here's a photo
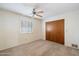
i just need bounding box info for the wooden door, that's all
[46,19,64,44]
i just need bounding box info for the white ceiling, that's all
[23,3,38,7]
[22,3,79,19]
[38,3,79,19]
[0,3,79,19]
[0,3,35,17]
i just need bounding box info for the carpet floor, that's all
[0,40,79,56]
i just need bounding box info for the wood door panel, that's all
[46,19,64,44]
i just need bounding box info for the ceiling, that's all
[38,3,79,19]
[23,3,38,7]
[23,3,79,19]
[0,3,79,19]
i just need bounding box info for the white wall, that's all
[0,10,42,50]
[43,11,79,49]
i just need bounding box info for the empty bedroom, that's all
[0,3,79,56]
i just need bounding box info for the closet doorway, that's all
[46,19,64,44]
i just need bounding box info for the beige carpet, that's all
[0,40,79,56]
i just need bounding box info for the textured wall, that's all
[0,10,42,50]
[43,11,79,49]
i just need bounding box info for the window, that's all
[20,19,32,33]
